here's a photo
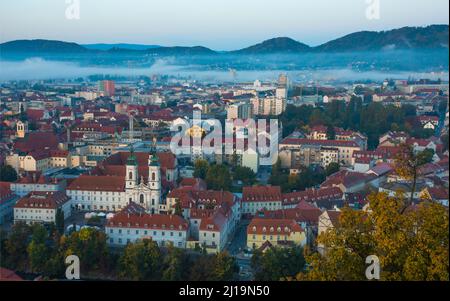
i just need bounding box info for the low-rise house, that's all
[318,210,341,254]
[247,218,306,250]
[257,201,322,245]
[420,186,449,206]
[242,186,283,215]
[282,187,344,209]
[14,191,71,224]
[10,172,66,197]
[321,170,378,193]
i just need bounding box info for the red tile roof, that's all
[14,191,69,209]
[0,268,23,281]
[67,175,125,192]
[326,210,341,227]
[107,203,188,231]
[247,218,303,235]
[258,206,322,225]
[282,187,343,205]
[242,186,282,203]
[13,132,60,153]
[425,186,449,200]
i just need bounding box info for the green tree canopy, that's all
[0,165,18,182]
[193,159,209,180]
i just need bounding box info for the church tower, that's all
[16,121,28,138]
[125,146,139,190]
[148,138,161,212]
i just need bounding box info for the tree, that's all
[193,159,209,180]
[298,192,449,281]
[251,246,306,281]
[2,222,32,271]
[438,99,448,115]
[233,166,256,186]
[61,228,110,274]
[205,164,231,191]
[189,255,215,281]
[118,239,163,280]
[162,244,189,281]
[325,162,340,176]
[188,252,238,281]
[395,144,434,208]
[27,224,51,273]
[55,208,65,235]
[174,199,183,217]
[213,252,239,281]
[326,125,336,140]
[0,165,18,182]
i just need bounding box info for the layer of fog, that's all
[0,58,448,84]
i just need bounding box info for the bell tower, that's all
[16,121,28,138]
[148,138,161,212]
[125,146,138,190]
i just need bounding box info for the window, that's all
[152,172,156,181]
[140,194,144,204]
[129,172,133,180]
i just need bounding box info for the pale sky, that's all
[0,0,448,50]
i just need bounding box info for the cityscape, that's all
[0,0,449,286]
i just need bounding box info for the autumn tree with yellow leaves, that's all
[293,192,449,281]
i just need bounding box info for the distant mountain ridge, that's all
[1,25,448,56]
[316,25,449,52]
[232,37,311,54]
[83,43,161,51]
[0,39,88,53]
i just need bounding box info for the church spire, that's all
[127,145,138,166]
[149,137,159,166]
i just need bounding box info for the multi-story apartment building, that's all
[279,138,362,167]
[105,202,188,248]
[226,102,254,120]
